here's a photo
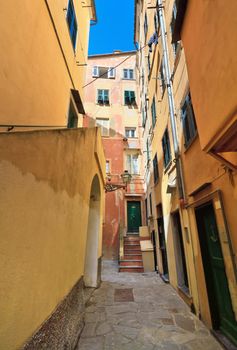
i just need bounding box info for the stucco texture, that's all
[0,127,105,349]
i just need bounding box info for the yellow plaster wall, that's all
[0,128,105,349]
[181,0,237,150]
[0,1,91,127]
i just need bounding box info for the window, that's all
[125,128,136,138]
[92,66,115,79]
[162,129,172,167]
[106,160,110,173]
[124,91,136,105]
[149,193,153,216]
[123,69,134,79]
[153,154,159,184]
[144,12,148,37]
[126,154,139,174]
[170,3,179,55]
[67,101,78,128]
[151,96,156,128]
[159,59,166,96]
[66,0,78,49]
[96,118,110,136]
[97,89,109,104]
[181,93,197,147]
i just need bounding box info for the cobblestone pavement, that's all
[77,260,222,350]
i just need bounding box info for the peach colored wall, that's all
[181,0,237,150]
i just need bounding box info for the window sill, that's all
[183,132,198,153]
[122,78,136,81]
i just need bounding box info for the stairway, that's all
[119,235,144,273]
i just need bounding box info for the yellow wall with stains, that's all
[0,127,105,349]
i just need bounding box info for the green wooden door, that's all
[127,201,141,233]
[195,203,237,345]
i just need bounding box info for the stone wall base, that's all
[22,257,102,350]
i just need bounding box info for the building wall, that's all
[84,52,145,258]
[181,0,237,152]
[0,0,94,129]
[0,127,105,349]
[135,0,237,341]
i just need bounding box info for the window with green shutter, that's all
[151,97,156,128]
[97,89,109,105]
[162,129,171,168]
[124,91,136,105]
[153,154,159,184]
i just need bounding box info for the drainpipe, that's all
[157,0,185,200]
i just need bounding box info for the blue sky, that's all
[89,0,135,55]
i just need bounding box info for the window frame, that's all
[96,118,110,137]
[125,127,136,138]
[126,153,140,175]
[123,69,134,80]
[97,89,110,105]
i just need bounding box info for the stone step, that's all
[123,254,142,260]
[119,260,143,267]
[124,241,140,245]
[124,244,141,250]
[124,237,140,242]
[119,266,144,273]
[124,250,142,255]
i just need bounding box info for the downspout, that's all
[157,0,185,200]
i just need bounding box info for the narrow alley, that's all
[77,260,222,350]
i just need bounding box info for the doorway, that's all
[172,211,189,292]
[195,202,237,345]
[127,201,141,233]
[157,204,169,280]
[84,175,101,288]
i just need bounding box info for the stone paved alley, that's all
[77,261,223,350]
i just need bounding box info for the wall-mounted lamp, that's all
[104,170,132,192]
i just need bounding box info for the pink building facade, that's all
[84,51,145,259]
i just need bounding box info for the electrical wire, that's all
[82,44,148,89]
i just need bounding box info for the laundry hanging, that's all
[148,32,159,52]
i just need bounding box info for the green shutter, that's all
[130,91,135,103]
[124,91,130,104]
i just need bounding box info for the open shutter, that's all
[130,91,136,104]
[124,91,130,105]
[108,67,115,78]
[97,89,103,103]
[104,90,109,104]
[92,66,99,77]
